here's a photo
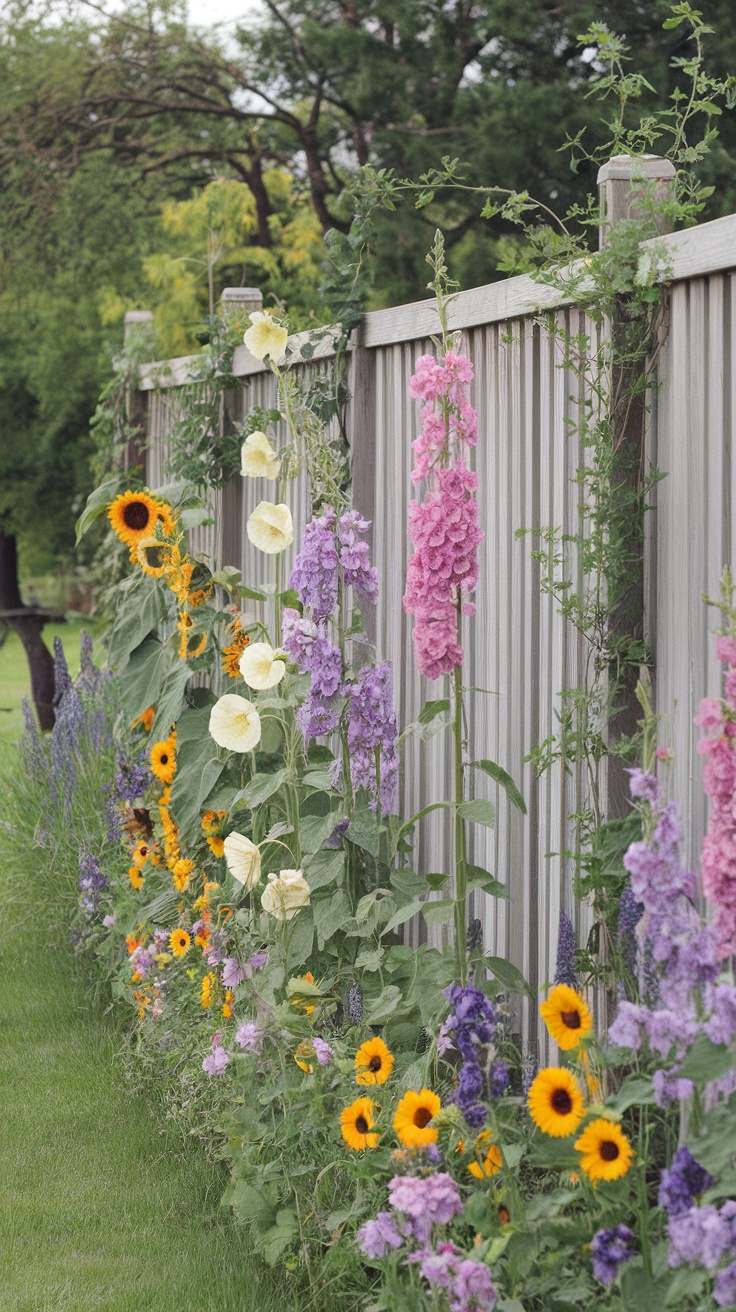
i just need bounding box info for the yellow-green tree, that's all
[137,175,326,357]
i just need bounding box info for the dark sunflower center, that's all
[551,1088,573,1115]
[413,1107,433,1129]
[561,1009,581,1029]
[355,1116,369,1135]
[369,1055,382,1072]
[160,753,169,765]
[123,501,151,530]
[600,1140,619,1162]
[144,545,166,567]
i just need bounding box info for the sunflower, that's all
[223,989,235,1019]
[575,1119,634,1183]
[222,621,251,679]
[468,1131,503,1180]
[393,1088,441,1148]
[527,1067,585,1138]
[201,972,216,1009]
[181,630,208,661]
[172,857,194,892]
[355,1037,394,1086]
[132,838,153,868]
[169,929,191,957]
[128,865,145,891]
[207,835,225,858]
[340,1097,379,1151]
[540,984,593,1051]
[108,491,170,548]
[136,536,170,578]
[294,1040,315,1074]
[150,735,176,785]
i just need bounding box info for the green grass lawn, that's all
[0,623,289,1312]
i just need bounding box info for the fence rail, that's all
[140,193,736,1059]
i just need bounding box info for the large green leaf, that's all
[380,900,424,937]
[170,710,225,840]
[119,637,172,723]
[300,809,344,854]
[365,985,402,1023]
[398,800,452,838]
[620,1263,670,1311]
[421,898,455,926]
[285,908,314,967]
[458,797,496,828]
[304,848,345,891]
[235,768,290,810]
[313,889,352,949]
[466,864,508,898]
[605,1074,655,1115]
[346,803,385,856]
[75,475,122,544]
[484,955,534,998]
[109,577,165,672]
[151,660,191,739]
[678,1033,734,1083]
[468,760,527,814]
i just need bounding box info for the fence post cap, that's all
[123,309,154,341]
[597,154,677,184]
[220,287,263,305]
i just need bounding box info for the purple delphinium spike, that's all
[554,911,577,988]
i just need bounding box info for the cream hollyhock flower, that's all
[244,311,289,364]
[261,869,311,921]
[239,641,286,690]
[240,430,281,480]
[209,694,262,752]
[247,501,293,555]
[223,832,261,890]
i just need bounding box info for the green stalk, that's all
[453,639,468,987]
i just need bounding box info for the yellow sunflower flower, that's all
[172,858,194,892]
[222,619,251,679]
[132,705,155,733]
[393,1088,441,1148]
[169,929,191,957]
[108,490,169,548]
[355,1037,394,1086]
[128,865,145,891]
[181,630,207,661]
[340,1097,379,1151]
[468,1130,503,1180]
[136,537,170,578]
[540,984,593,1051]
[132,838,153,868]
[574,1119,634,1183]
[223,989,235,1019]
[150,735,176,785]
[527,1067,585,1138]
[201,972,216,1009]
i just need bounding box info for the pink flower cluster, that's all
[696,635,736,957]
[403,345,483,681]
[409,350,478,484]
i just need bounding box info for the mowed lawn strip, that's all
[0,902,277,1312]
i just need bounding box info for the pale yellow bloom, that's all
[240,430,282,480]
[247,501,293,555]
[239,641,286,690]
[223,832,261,890]
[244,311,289,364]
[261,868,310,921]
[209,694,262,753]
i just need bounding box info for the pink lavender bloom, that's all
[667,1202,736,1270]
[659,1148,714,1217]
[388,1174,463,1244]
[608,1001,649,1051]
[245,949,267,975]
[290,506,339,620]
[221,957,245,990]
[312,1037,334,1066]
[717,636,736,666]
[235,1022,263,1053]
[356,1212,404,1259]
[653,1068,695,1107]
[626,767,663,804]
[102,913,116,928]
[202,1044,230,1075]
[704,984,736,1046]
[450,1258,498,1312]
[346,663,399,814]
[338,510,379,603]
[413,1242,461,1288]
[591,1226,636,1286]
[714,1261,736,1307]
[282,607,318,667]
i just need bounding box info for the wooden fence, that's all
[137,165,736,1059]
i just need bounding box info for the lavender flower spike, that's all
[554,911,577,988]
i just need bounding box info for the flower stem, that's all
[453,645,468,986]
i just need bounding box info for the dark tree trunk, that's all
[0,531,56,731]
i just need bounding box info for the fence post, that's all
[123,310,154,476]
[596,155,675,818]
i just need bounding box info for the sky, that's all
[186,0,255,24]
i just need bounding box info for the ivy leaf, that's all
[458,798,496,828]
[468,760,526,814]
